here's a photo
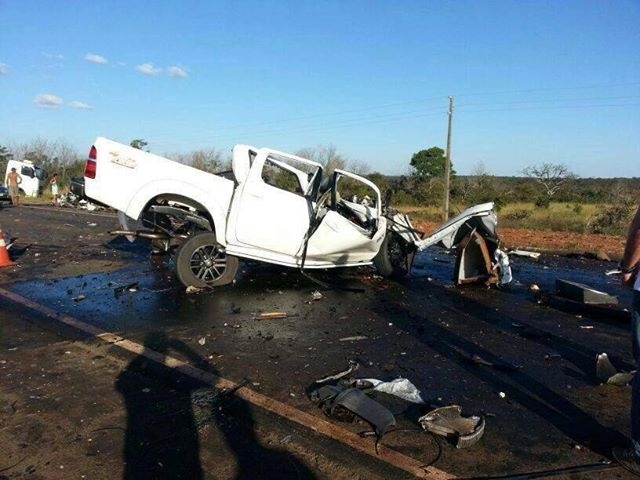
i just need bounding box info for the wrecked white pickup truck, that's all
[83,137,511,288]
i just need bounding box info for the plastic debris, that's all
[361,378,426,404]
[419,405,485,448]
[596,352,635,386]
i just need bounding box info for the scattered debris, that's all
[596,353,635,386]
[468,353,521,371]
[253,312,298,320]
[556,279,618,305]
[311,384,396,438]
[315,360,360,384]
[529,283,540,292]
[508,249,541,259]
[72,294,86,302]
[338,335,368,342]
[419,405,485,448]
[198,337,206,346]
[361,378,425,404]
[311,290,323,301]
[113,282,139,297]
[185,285,202,294]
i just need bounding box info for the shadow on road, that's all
[116,330,317,480]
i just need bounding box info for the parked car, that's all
[0,185,12,205]
[69,176,86,199]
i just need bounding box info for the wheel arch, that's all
[125,182,230,244]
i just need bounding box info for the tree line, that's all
[1,138,637,210]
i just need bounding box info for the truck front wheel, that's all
[175,232,239,288]
[373,233,415,279]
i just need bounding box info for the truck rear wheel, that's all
[373,233,414,279]
[175,232,239,287]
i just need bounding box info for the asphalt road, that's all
[0,204,636,479]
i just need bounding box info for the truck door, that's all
[304,170,387,265]
[227,150,320,258]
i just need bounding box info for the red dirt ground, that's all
[415,221,626,259]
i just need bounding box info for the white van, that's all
[4,159,46,197]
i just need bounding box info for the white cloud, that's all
[167,65,188,78]
[34,93,63,108]
[135,63,162,76]
[70,100,93,110]
[85,53,108,64]
[43,52,64,60]
[0,63,7,75]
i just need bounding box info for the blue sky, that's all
[0,0,638,178]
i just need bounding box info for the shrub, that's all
[587,199,635,235]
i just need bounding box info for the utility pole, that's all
[443,96,453,221]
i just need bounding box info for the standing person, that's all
[614,205,640,475]
[5,167,22,206]
[50,173,59,205]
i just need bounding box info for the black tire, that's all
[373,232,415,279]
[175,232,239,287]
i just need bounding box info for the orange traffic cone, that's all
[0,228,16,267]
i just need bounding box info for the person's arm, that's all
[621,206,640,287]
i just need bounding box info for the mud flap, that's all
[453,229,498,285]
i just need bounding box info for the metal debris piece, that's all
[556,279,618,305]
[254,312,297,320]
[419,405,485,448]
[508,249,541,259]
[315,360,360,384]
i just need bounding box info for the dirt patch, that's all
[415,220,626,259]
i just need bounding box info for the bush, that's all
[587,200,635,235]
[534,196,550,208]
